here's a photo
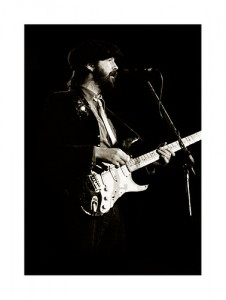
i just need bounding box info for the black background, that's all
[25,24,201,275]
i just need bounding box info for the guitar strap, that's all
[105,105,143,142]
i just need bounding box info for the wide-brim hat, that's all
[68,39,123,70]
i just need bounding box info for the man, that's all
[39,39,174,274]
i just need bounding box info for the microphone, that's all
[121,67,154,74]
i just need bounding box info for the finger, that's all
[165,148,175,156]
[118,157,129,165]
[171,151,175,156]
[162,154,170,164]
[118,151,130,163]
[157,142,175,156]
[157,148,175,157]
[114,158,125,167]
[157,142,167,149]
[156,151,171,165]
[156,148,169,157]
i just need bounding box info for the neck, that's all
[81,78,101,95]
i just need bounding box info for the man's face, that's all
[93,57,118,90]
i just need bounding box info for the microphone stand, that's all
[146,80,195,216]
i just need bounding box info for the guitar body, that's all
[81,164,149,216]
[80,131,201,216]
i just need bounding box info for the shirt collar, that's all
[80,85,101,103]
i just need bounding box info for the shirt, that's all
[81,86,117,148]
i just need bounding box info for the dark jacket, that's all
[38,88,138,273]
[39,88,136,196]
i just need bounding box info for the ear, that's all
[85,63,95,72]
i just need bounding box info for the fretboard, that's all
[126,131,201,173]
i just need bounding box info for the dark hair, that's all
[67,39,123,70]
[67,67,90,90]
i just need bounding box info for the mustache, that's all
[109,70,118,78]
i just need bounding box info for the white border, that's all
[1,1,226,300]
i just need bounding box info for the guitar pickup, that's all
[109,167,118,182]
[121,164,131,177]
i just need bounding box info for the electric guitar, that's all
[80,131,201,216]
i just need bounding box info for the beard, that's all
[93,66,118,92]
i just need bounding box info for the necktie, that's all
[94,95,117,146]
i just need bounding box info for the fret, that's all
[126,131,201,173]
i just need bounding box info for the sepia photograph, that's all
[25,24,201,275]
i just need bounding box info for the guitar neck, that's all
[126,131,201,173]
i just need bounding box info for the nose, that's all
[111,59,118,71]
[112,64,118,71]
